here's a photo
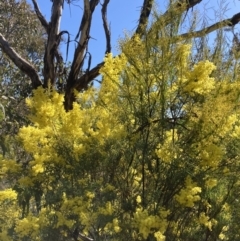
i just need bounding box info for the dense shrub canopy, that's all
[2,32,240,240]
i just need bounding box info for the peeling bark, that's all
[43,0,64,87]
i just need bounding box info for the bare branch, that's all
[0,33,42,89]
[228,12,240,26]
[75,61,104,91]
[58,30,70,61]
[64,61,104,111]
[179,12,240,39]
[64,0,100,111]
[68,0,99,79]
[135,0,153,36]
[67,0,91,86]
[31,0,49,33]
[43,0,64,87]
[72,0,99,73]
[101,0,111,54]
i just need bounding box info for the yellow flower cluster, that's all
[205,178,218,189]
[218,226,229,240]
[0,189,19,241]
[104,218,121,234]
[154,231,166,241]
[0,159,21,175]
[198,212,213,230]
[98,201,114,216]
[175,176,201,207]
[15,215,40,240]
[183,61,216,95]
[133,208,168,239]
[155,130,179,163]
[99,52,127,105]
[175,43,192,69]
[0,189,17,201]
[199,143,224,168]
[18,84,127,179]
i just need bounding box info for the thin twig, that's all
[31,0,49,33]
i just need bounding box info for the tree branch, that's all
[31,0,49,33]
[75,61,104,91]
[0,33,42,89]
[135,0,153,36]
[101,0,111,54]
[43,0,64,87]
[71,0,99,79]
[64,0,100,111]
[228,12,240,26]
[177,0,202,8]
[178,12,240,39]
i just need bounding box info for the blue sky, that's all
[27,0,240,67]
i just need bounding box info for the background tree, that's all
[0,0,45,159]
